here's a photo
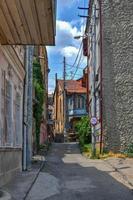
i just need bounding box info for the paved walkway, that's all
[2,156,44,200]
[26,143,133,200]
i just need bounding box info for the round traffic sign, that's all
[91,117,97,126]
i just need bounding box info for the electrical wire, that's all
[69,41,83,70]
[71,48,83,80]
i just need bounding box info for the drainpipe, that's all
[26,46,34,168]
[22,46,34,170]
[91,4,97,157]
[99,0,103,154]
[22,46,28,171]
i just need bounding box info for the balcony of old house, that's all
[67,94,87,119]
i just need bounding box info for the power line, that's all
[71,47,83,80]
[66,63,85,70]
[68,41,83,70]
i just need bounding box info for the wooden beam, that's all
[30,0,42,44]
[35,0,49,44]
[15,0,32,43]
[5,0,27,44]
[20,0,39,44]
[1,0,20,43]
[0,4,14,43]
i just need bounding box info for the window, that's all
[69,97,73,109]
[77,96,85,109]
[78,97,81,109]
[60,99,62,113]
[0,70,5,146]
[5,80,13,146]
[15,93,21,146]
[82,97,85,109]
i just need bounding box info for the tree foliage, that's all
[75,116,91,147]
[33,58,44,150]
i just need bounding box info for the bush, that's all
[75,116,91,147]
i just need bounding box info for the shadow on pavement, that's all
[36,143,133,200]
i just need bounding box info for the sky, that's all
[47,0,89,93]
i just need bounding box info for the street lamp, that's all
[74,34,88,40]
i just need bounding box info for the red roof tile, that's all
[58,80,86,94]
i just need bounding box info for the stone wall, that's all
[0,149,22,187]
[102,0,133,151]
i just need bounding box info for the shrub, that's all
[75,116,91,147]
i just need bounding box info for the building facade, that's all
[48,94,54,141]
[86,0,133,152]
[54,79,87,140]
[34,46,49,145]
[0,0,57,186]
[0,46,25,186]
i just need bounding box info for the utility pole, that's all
[55,73,57,121]
[63,57,67,141]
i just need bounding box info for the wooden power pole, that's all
[63,57,67,140]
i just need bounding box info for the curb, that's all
[23,160,45,200]
[104,160,133,188]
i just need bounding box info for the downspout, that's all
[22,46,28,171]
[99,0,103,154]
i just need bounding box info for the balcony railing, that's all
[68,109,87,116]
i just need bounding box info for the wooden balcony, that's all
[0,0,56,45]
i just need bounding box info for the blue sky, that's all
[47,0,89,93]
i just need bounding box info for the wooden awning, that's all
[0,0,56,45]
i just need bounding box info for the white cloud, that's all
[56,20,82,47]
[60,46,79,58]
[47,19,87,93]
[47,20,82,54]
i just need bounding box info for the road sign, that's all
[91,117,97,126]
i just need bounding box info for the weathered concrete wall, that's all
[102,0,133,151]
[0,149,22,187]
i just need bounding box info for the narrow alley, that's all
[25,143,133,200]
[0,0,133,199]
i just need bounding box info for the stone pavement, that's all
[1,144,133,200]
[104,157,133,188]
[1,156,45,200]
[26,143,133,200]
